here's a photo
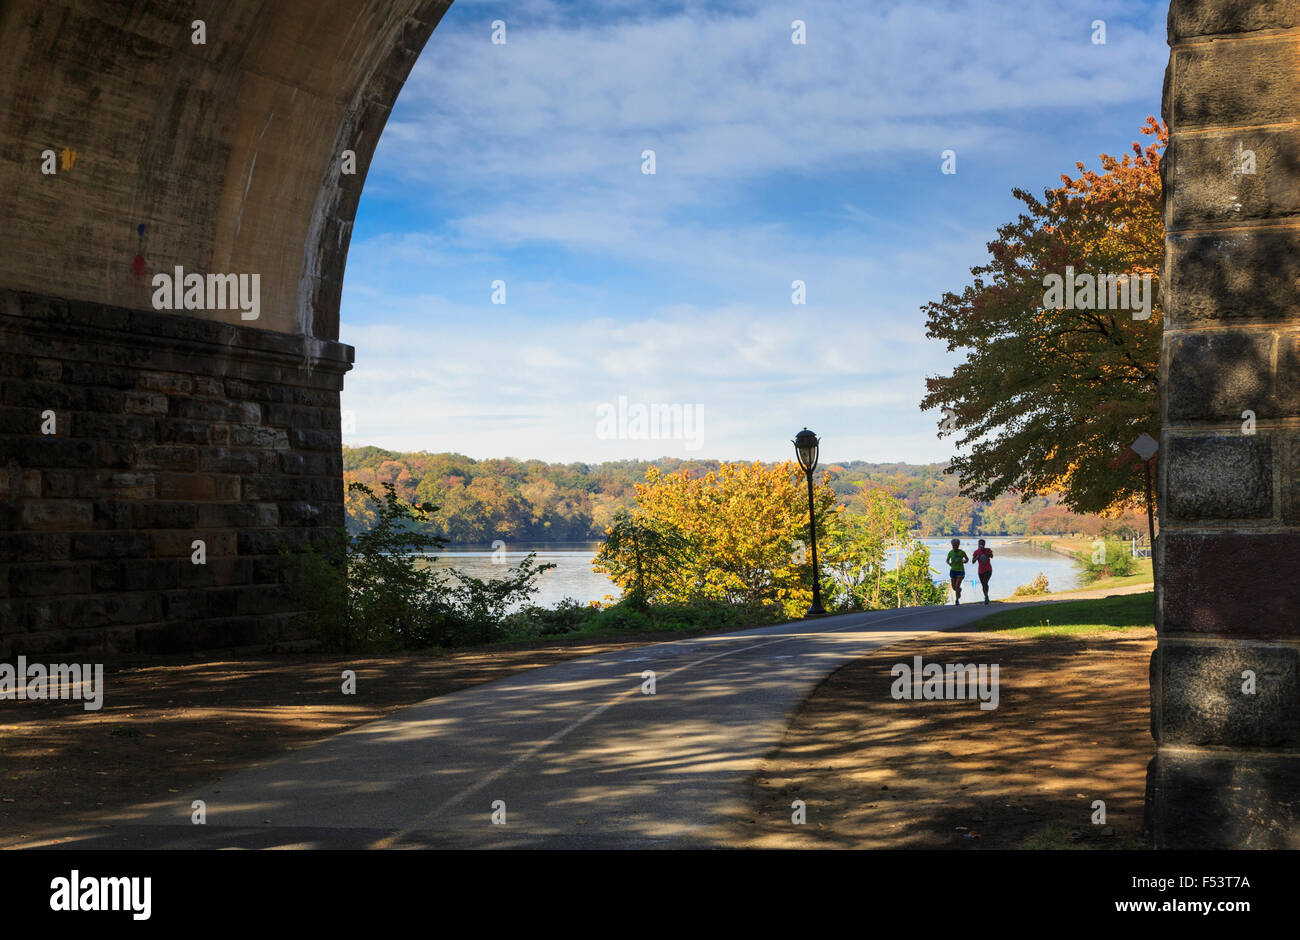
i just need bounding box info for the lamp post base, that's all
[804,605,827,619]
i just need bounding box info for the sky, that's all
[338,0,1168,466]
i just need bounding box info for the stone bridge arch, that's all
[0,0,448,651]
[0,0,1296,848]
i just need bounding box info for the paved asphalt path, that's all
[27,598,1115,849]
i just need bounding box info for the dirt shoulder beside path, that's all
[0,631,717,847]
[730,626,1156,849]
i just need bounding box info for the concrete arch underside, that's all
[0,0,1298,848]
[0,0,448,652]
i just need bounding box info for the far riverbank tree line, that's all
[342,448,1149,545]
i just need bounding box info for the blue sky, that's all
[339,0,1168,465]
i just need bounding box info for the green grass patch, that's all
[971,592,1154,637]
[1079,570,1152,592]
[1056,559,1153,594]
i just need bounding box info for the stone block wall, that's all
[1147,0,1300,847]
[0,290,351,656]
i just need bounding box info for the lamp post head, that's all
[793,428,820,473]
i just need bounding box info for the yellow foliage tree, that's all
[613,461,842,620]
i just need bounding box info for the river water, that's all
[421,537,1081,609]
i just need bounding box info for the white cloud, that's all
[340,287,955,461]
[382,0,1164,195]
[340,0,1168,463]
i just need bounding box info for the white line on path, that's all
[369,607,937,848]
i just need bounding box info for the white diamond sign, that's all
[1131,433,1159,461]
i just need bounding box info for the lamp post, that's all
[793,428,826,618]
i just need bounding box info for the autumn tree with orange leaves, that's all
[921,117,1165,518]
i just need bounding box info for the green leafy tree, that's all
[885,541,948,607]
[285,481,446,652]
[443,552,557,644]
[592,510,693,609]
[823,485,906,610]
[285,482,553,651]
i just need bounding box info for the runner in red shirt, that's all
[971,539,994,605]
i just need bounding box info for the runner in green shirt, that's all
[946,538,969,605]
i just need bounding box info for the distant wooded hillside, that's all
[343,447,1148,544]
